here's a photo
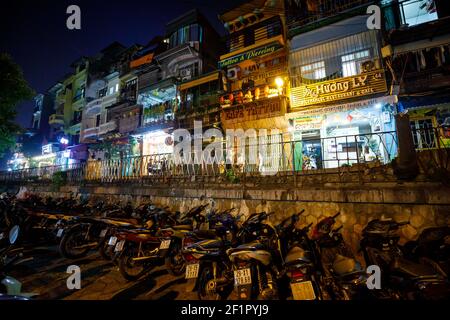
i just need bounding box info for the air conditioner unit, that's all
[227,66,240,80]
[180,69,192,81]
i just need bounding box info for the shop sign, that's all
[221,98,284,124]
[294,115,323,130]
[218,42,283,69]
[291,70,387,108]
[287,95,397,118]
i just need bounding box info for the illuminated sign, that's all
[42,144,53,154]
[221,98,285,124]
[291,70,387,109]
[218,42,283,69]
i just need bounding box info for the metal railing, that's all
[1,127,449,185]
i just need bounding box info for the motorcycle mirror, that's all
[332,212,341,219]
[9,225,20,245]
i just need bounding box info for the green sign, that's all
[219,42,283,69]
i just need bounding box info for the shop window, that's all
[301,61,326,80]
[399,0,438,27]
[342,50,370,77]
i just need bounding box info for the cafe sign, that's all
[291,70,387,109]
[221,98,285,125]
[219,42,283,69]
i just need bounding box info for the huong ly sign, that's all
[291,70,387,109]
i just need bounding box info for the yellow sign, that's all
[291,70,387,108]
[221,98,285,124]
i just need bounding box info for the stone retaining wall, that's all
[13,181,450,259]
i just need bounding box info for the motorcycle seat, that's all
[392,257,439,278]
[187,239,228,252]
[172,225,193,231]
[284,246,311,266]
[102,219,137,227]
[192,229,217,239]
[228,241,265,254]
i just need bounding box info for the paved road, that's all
[8,246,199,300]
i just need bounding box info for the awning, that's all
[179,72,220,91]
[130,53,154,68]
[394,34,450,55]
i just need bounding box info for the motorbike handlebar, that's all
[332,212,341,219]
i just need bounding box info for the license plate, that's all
[108,236,117,246]
[0,232,4,240]
[234,268,252,286]
[159,239,171,250]
[99,229,108,238]
[290,280,316,300]
[56,229,64,238]
[185,263,199,279]
[114,240,125,252]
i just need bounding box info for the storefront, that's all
[287,95,398,170]
[141,130,174,156]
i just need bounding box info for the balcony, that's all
[84,98,102,116]
[119,115,140,134]
[224,15,283,54]
[82,127,99,139]
[286,0,374,38]
[98,121,117,136]
[48,114,64,126]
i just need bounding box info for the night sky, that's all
[0,0,244,128]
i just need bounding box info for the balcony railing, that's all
[98,120,117,135]
[287,0,375,36]
[82,127,99,139]
[84,98,102,115]
[48,114,64,126]
[226,16,283,53]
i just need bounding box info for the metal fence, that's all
[1,127,449,185]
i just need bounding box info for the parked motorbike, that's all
[276,210,325,300]
[311,212,368,300]
[182,208,240,300]
[360,218,450,300]
[227,211,282,300]
[0,225,35,299]
[402,226,450,277]
[115,205,198,280]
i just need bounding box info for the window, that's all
[399,0,438,27]
[96,114,101,127]
[301,61,326,80]
[342,50,370,77]
[109,87,114,95]
[115,83,119,93]
[98,87,107,98]
[169,24,203,48]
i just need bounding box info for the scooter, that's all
[0,225,36,299]
[360,218,450,300]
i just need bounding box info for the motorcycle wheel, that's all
[99,241,113,261]
[118,246,152,281]
[165,242,185,276]
[59,226,91,259]
[197,264,231,300]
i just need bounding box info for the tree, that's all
[0,53,35,157]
